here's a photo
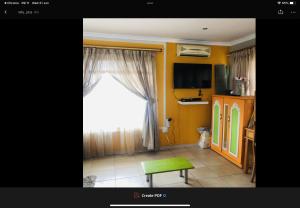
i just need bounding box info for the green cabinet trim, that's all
[212,100,220,146]
[229,103,240,157]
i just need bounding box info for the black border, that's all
[1,0,299,19]
[1,9,300,208]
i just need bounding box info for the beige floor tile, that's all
[160,177,202,188]
[158,149,174,155]
[193,148,211,155]
[83,147,255,188]
[88,165,114,175]
[83,160,93,169]
[197,177,230,187]
[190,167,219,179]
[201,156,228,167]
[114,156,137,168]
[94,179,116,188]
[149,150,174,159]
[216,156,236,165]
[170,147,191,154]
[135,154,156,162]
[83,160,94,177]
[224,163,244,173]
[192,150,215,160]
[90,157,115,170]
[84,166,102,177]
[116,176,148,187]
[83,170,94,178]
[189,159,206,168]
[114,155,137,161]
[208,150,223,157]
[137,164,146,173]
[83,157,115,178]
[153,171,186,186]
[92,157,114,164]
[115,161,138,169]
[115,166,144,179]
[173,151,196,160]
[93,169,115,181]
[207,164,243,177]
[192,154,211,162]
[189,148,208,156]
[185,146,203,152]
[221,174,255,187]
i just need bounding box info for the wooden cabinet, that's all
[211,95,254,168]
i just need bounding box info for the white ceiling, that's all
[83,18,255,45]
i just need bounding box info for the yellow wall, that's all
[161,43,228,146]
[83,39,228,147]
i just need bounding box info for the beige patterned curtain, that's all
[109,50,160,151]
[83,47,107,97]
[229,47,256,96]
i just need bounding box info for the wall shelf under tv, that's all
[177,101,209,105]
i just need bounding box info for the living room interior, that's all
[83,18,256,188]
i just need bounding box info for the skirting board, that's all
[160,143,199,151]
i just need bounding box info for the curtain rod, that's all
[83,44,163,52]
[227,45,255,56]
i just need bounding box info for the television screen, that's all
[173,63,212,89]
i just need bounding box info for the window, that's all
[83,73,147,133]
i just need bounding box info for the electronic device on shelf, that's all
[179,97,202,102]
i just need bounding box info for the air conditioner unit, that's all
[177,44,211,57]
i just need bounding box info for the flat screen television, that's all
[173,63,212,89]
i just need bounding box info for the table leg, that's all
[180,170,183,177]
[149,174,153,188]
[251,140,256,183]
[184,169,188,184]
[244,138,249,173]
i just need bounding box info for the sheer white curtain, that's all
[83,73,147,158]
[109,50,160,151]
[83,48,159,159]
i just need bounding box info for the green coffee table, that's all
[141,157,194,187]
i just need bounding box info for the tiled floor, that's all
[83,146,255,188]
